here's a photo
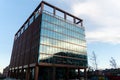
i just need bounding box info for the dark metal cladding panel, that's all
[29,15,42,64]
[10,14,42,68]
[20,32,25,66]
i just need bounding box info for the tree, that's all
[110,57,117,69]
[90,51,98,70]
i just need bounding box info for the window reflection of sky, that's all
[42,21,85,40]
[39,12,87,63]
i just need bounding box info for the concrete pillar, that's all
[20,68,24,80]
[66,68,69,80]
[35,66,39,80]
[53,8,56,15]
[8,70,11,78]
[84,68,87,80]
[64,14,67,20]
[16,69,19,79]
[26,68,30,80]
[53,67,56,80]
[12,69,14,78]
[74,18,76,23]
[10,70,13,78]
[41,2,44,13]
[78,68,80,80]
[13,69,16,78]
[81,21,83,26]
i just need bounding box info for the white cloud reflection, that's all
[39,37,87,60]
[40,37,86,54]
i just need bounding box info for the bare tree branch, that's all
[110,57,117,69]
[90,51,98,70]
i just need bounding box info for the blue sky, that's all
[0,0,120,72]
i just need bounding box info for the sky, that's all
[0,0,120,73]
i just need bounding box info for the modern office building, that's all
[9,1,88,80]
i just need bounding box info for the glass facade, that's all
[38,11,87,67]
[9,2,88,80]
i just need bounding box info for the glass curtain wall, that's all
[38,11,87,67]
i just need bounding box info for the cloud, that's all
[70,0,120,44]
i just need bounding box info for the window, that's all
[29,16,34,25]
[25,22,28,30]
[21,28,24,34]
[35,11,39,19]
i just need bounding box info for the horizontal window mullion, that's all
[41,35,86,48]
[42,19,85,36]
[40,43,87,54]
[40,52,87,61]
[41,27,85,41]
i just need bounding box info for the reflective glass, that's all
[38,12,87,66]
[42,13,85,34]
[29,16,34,25]
[24,22,28,30]
[42,20,85,40]
[35,11,39,19]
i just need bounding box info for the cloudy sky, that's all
[62,0,120,44]
[51,0,120,69]
[0,0,120,72]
